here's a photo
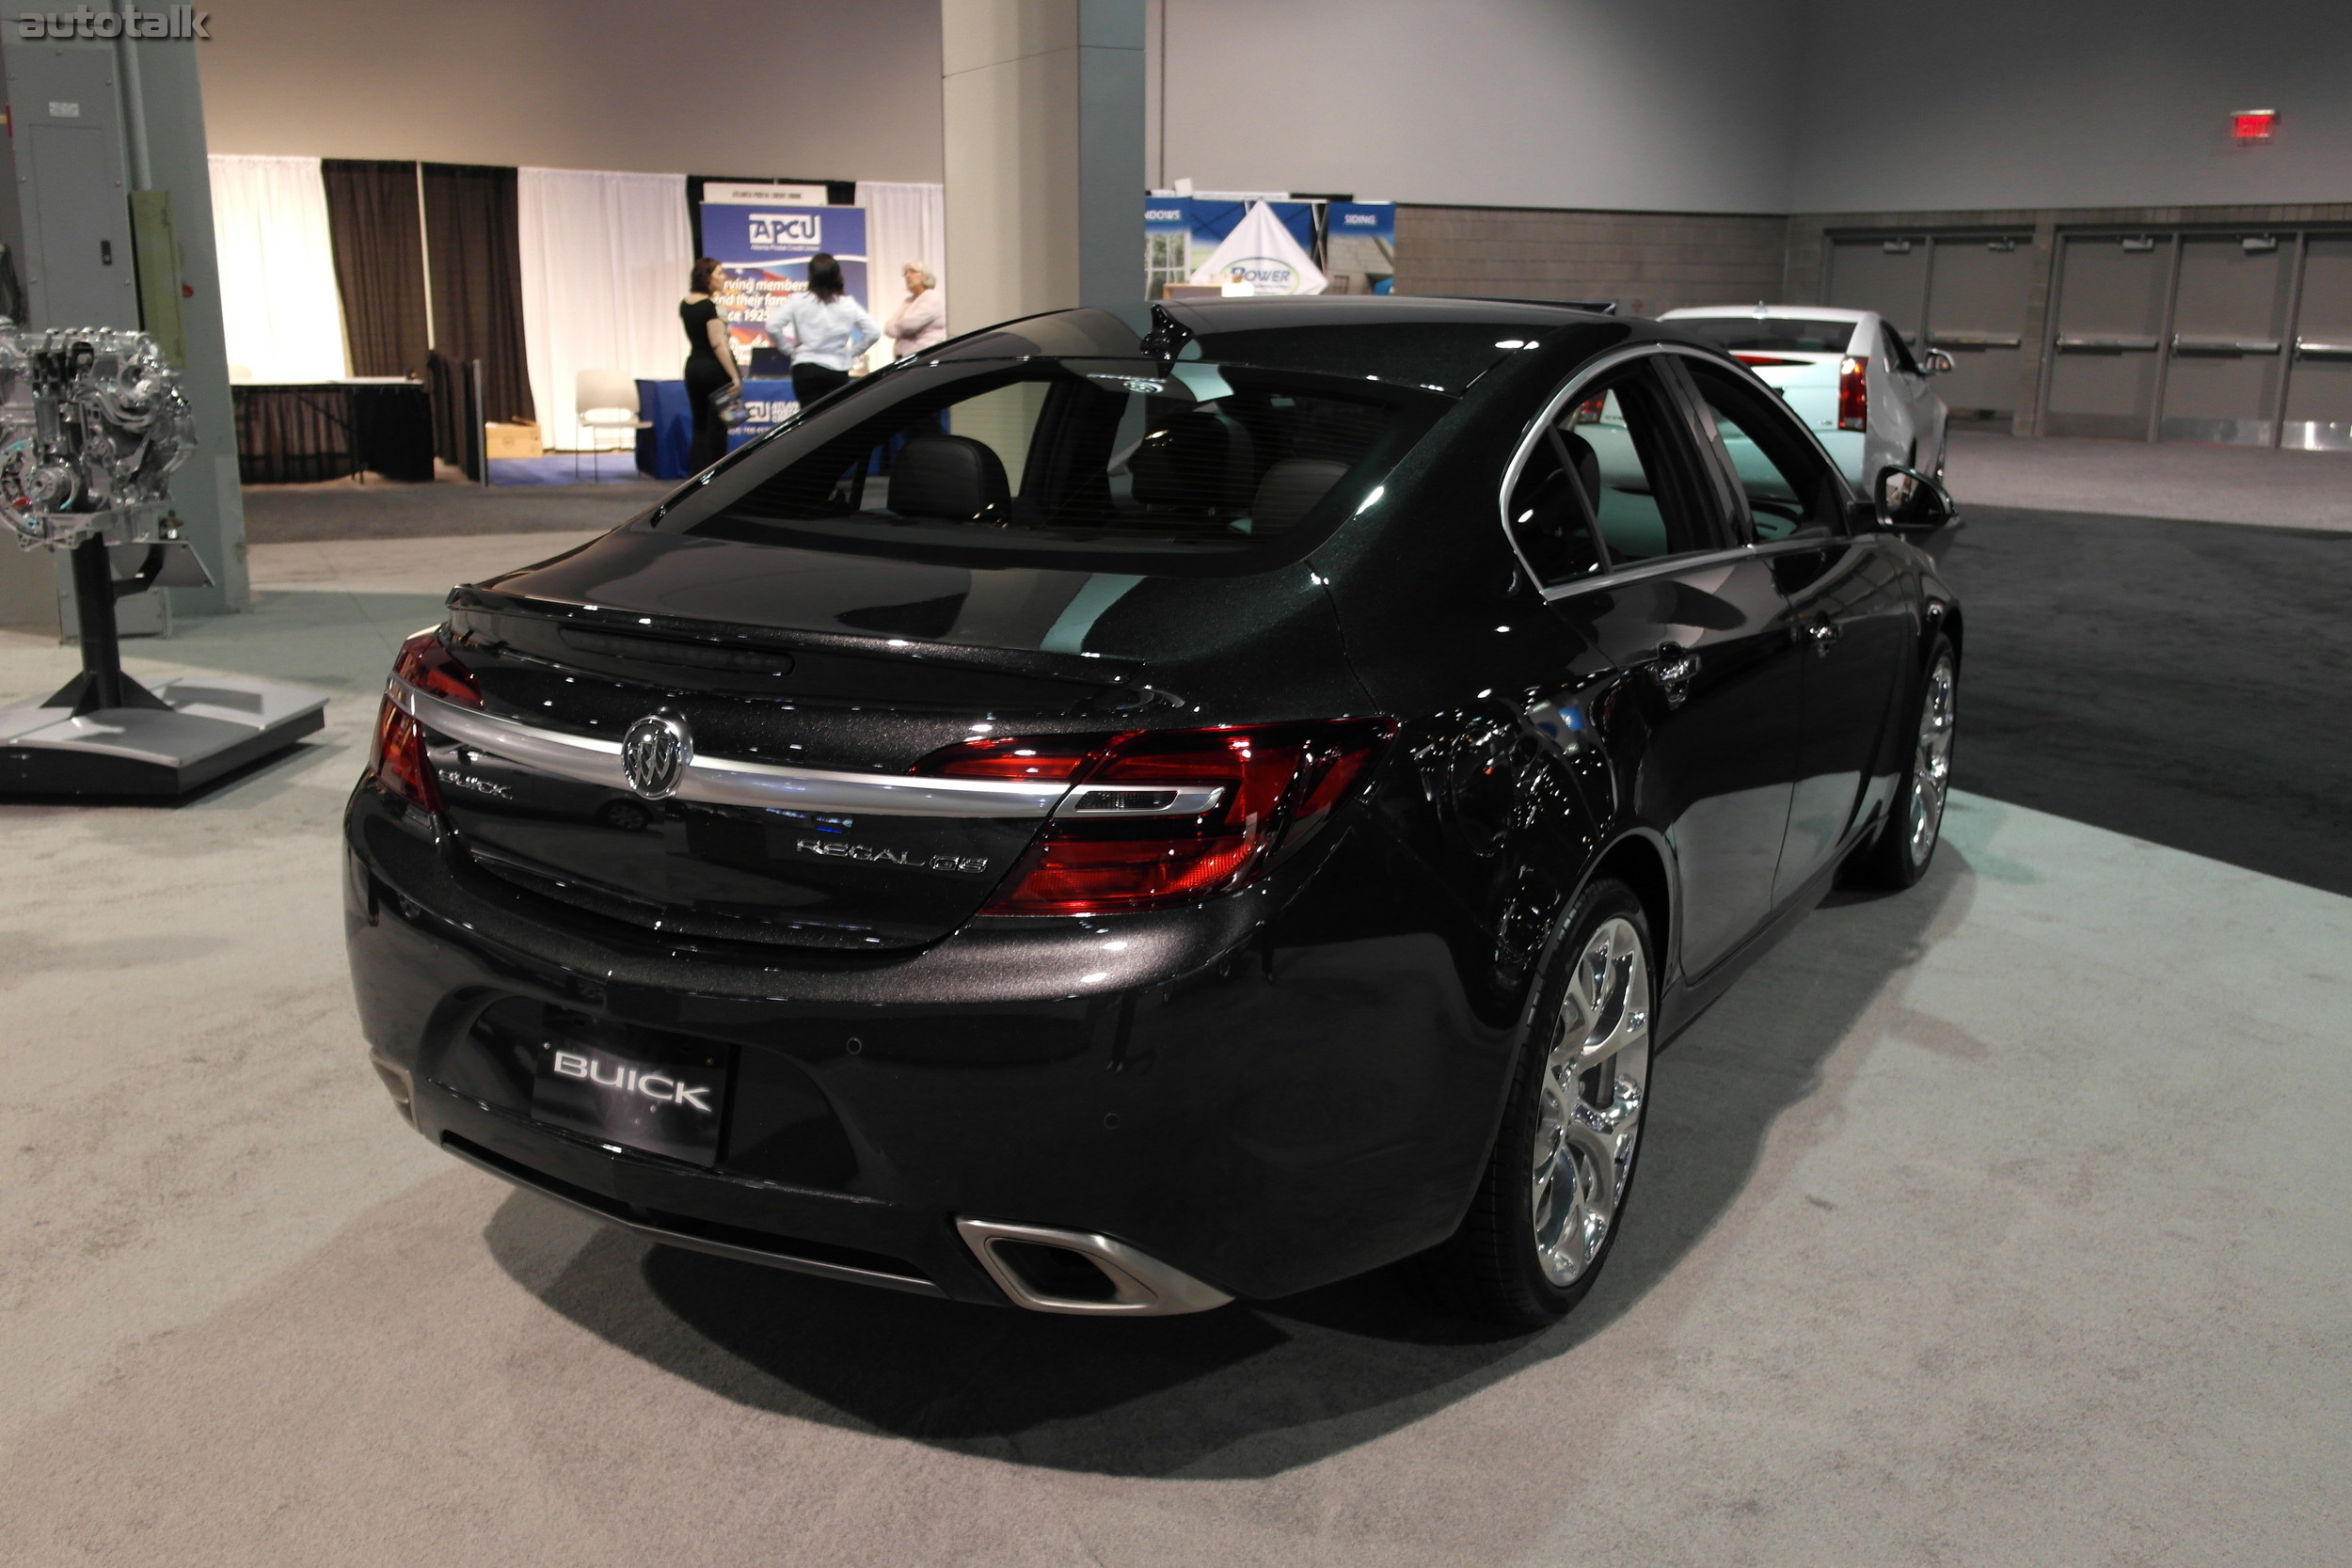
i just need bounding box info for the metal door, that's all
[2044,234,2174,438]
[1921,235,2035,419]
[2160,236,2295,445]
[6,49,137,330]
[2284,236,2352,451]
[1827,238,1929,340]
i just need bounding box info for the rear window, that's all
[657,357,1444,575]
[1172,323,1546,394]
[1670,316,1859,354]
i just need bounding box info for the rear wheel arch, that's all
[1585,832,1673,980]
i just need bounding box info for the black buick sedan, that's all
[346,296,1960,1328]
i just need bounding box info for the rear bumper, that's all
[344,786,1514,1307]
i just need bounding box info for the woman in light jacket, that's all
[882,262,946,360]
[765,252,880,413]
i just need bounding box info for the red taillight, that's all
[916,720,1393,914]
[369,703,439,811]
[1733,353,1807,368]
[1837,356,1868,431]
[369,630,480,810]
[918,736,1095,782]
[392,629,483,708]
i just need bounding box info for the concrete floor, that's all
[242,472,664,543]
[4,474,2349,1561]
[1946,431,2352,531]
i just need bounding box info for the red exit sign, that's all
[2233,109,2278,143]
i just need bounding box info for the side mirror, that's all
[1924,348,1956,374]
[1875,465,1958,533]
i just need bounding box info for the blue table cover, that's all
[633,378,799,480]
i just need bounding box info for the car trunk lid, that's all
[1736,353,1843,432]
[414,531,1176,955]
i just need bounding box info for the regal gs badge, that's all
[620,715,692,800]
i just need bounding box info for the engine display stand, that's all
[0,536,326,797]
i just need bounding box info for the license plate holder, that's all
[530,1029,729,1167]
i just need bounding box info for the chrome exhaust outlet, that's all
[370,1051,416,1128]
[956,1219,1233,1317]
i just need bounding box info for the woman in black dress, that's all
[681,257,741,473]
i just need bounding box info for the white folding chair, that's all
[574,369,649,481]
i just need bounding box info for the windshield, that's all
[1670,316,1860,354]
[655,357,1446,574]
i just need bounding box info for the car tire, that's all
[1435,877,1655,1330]
[1851,637,1957,890]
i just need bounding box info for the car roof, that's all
[1158,294,1620,333]
[1659,304,1875,322]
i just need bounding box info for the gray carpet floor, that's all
[3,517,2348,1561]
[1938,505,2352,897]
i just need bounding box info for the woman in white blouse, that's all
[764,252,881,412]
[882,262,947,361]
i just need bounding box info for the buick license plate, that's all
[530,1032,729,1167]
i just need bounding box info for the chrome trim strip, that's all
[390,679,1068,817]
[955,1217,1234,1316]
[1056,782,1227,818]
[1538,536,1836,602]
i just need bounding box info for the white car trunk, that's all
[1730,353,1843,433]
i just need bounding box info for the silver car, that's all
[1659,304,1952,487]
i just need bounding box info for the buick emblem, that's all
[620,715,691,800]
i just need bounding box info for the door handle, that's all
[1800,619,1842,656]
[1650,641,1698,708]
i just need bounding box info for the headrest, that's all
[1555,429,1600,511]
[890,434,1009,522]
[1130,409,1256,515]
[1249,458,1349,532]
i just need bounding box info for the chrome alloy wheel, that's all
[1531,916,1651,1288]
[1908,655,1957,863]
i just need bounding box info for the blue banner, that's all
[697,203,870,357]
[1325,202,1395,294]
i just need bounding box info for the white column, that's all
[941,0,1146,336]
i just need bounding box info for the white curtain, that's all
[517,167,693,451]
[855,181,946,367]
[207,154,348,383]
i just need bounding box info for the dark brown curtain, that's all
[320,160,429,381]
[421,162,534,424]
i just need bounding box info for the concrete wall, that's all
[195,1,2352,217]
[198,0,944,181]
[1791,0,2352,212]
[1152,0,1803,214]
[1396,207,1788,317]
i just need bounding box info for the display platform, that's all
[0,674,328,796]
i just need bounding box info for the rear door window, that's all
[1681,359,1849,542]
[1882,325,1921,374]
[1506,356,1724,583]
[1558,360,1720,565]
